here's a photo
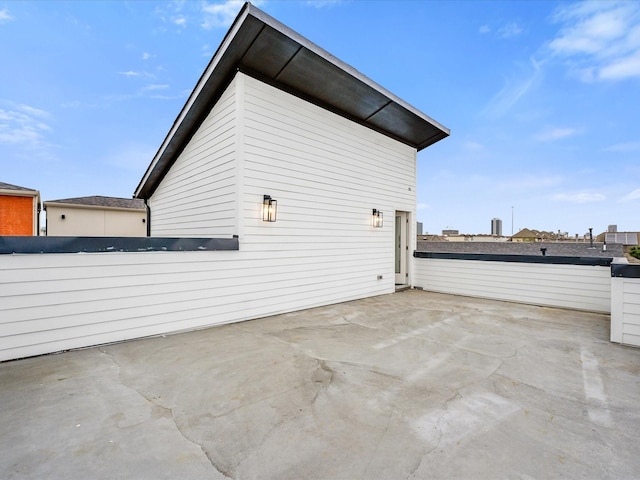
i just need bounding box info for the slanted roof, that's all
[134,2,449,199]
[0,181,39,194]
[511,228,537,239]
[44,196,145,211]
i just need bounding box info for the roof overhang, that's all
[134,2,449,199]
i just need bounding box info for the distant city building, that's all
[608,225,618,233]
[491,218,502,236]
[416,222,423,235]
[442,229,459,236]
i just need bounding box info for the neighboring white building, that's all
[135,3,449,311]
[44,196,147,237]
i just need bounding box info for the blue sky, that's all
[1,1,639,236]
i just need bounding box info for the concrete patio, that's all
[1,290,639,479]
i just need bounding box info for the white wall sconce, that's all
[262,195,277,222]
[372,209,383,228]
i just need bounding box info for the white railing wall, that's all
[0,248,393,362]
[611,264,640,347]
[413,256,612,313]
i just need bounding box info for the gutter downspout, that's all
[144,199,151,237]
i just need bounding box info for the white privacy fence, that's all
[1,243,638,362]
[413,252,613,313]
[0,236,394,362]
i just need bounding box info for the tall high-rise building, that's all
[416,222,423,235]
[491,218,502,236]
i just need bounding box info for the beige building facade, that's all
[44,196,146,237]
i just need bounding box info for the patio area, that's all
[2,290,639,479]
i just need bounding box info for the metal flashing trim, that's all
[0,237,239,255]
[611,263,640,278]
[413,251,613,267]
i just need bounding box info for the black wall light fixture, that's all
[262,195,277,222]
[372,209,383,228]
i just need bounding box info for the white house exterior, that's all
[134,4,449,322]
[0,3,449,362]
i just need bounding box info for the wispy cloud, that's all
[497,22,523,39]
[0,8,13,23]
[498,175,563,191]
[479,24,490,34]
[483,57,544,118]
[0,103,57,160]
[201,0,245,29]
[535,126,580,142]
[553,192,606,203]
[463,140,485,152]
[548,1,640,81]
[622,188,640,202]
[141,52,154,61]
[306,0,342,7]
[0,105,51,145]
[118,70,156,79]
[142,84,169,91]
[118,70,141,77]
[603,141,640,153]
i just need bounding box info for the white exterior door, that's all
[395,211,409,285]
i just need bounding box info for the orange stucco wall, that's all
[0,195,35,235]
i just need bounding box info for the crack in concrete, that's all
[311,359,335,405]
[99,349,234,479]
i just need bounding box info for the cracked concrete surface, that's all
[1,290,640,479]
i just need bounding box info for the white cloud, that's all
[498,175,563,191]
[118,70,156,79]
[142,84,169,91]
[497,22,523,39]
[483,57,544,118]
[463,141,485,152]
[141,52,154,61]
[535,126,580,142]
[0,107,52,145]
[603,141,640,152]
[548,1,640,81]
[599,52,640,80]
[553,192,606,203]
[0,8,13,23]
[174,15,187,27]
[479,25,490,34]
[622,188,640,201]
[201,0,245,29]
[306,0,342,7]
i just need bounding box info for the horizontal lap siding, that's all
[149,80,237,237]
[414,257,611,313]
[613,277,640,346]
[0,74,418,361]
[240,74,415,307]
[0,251,317,360]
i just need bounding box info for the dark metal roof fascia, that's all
[247,5,450,136]
[134,2,450,199]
